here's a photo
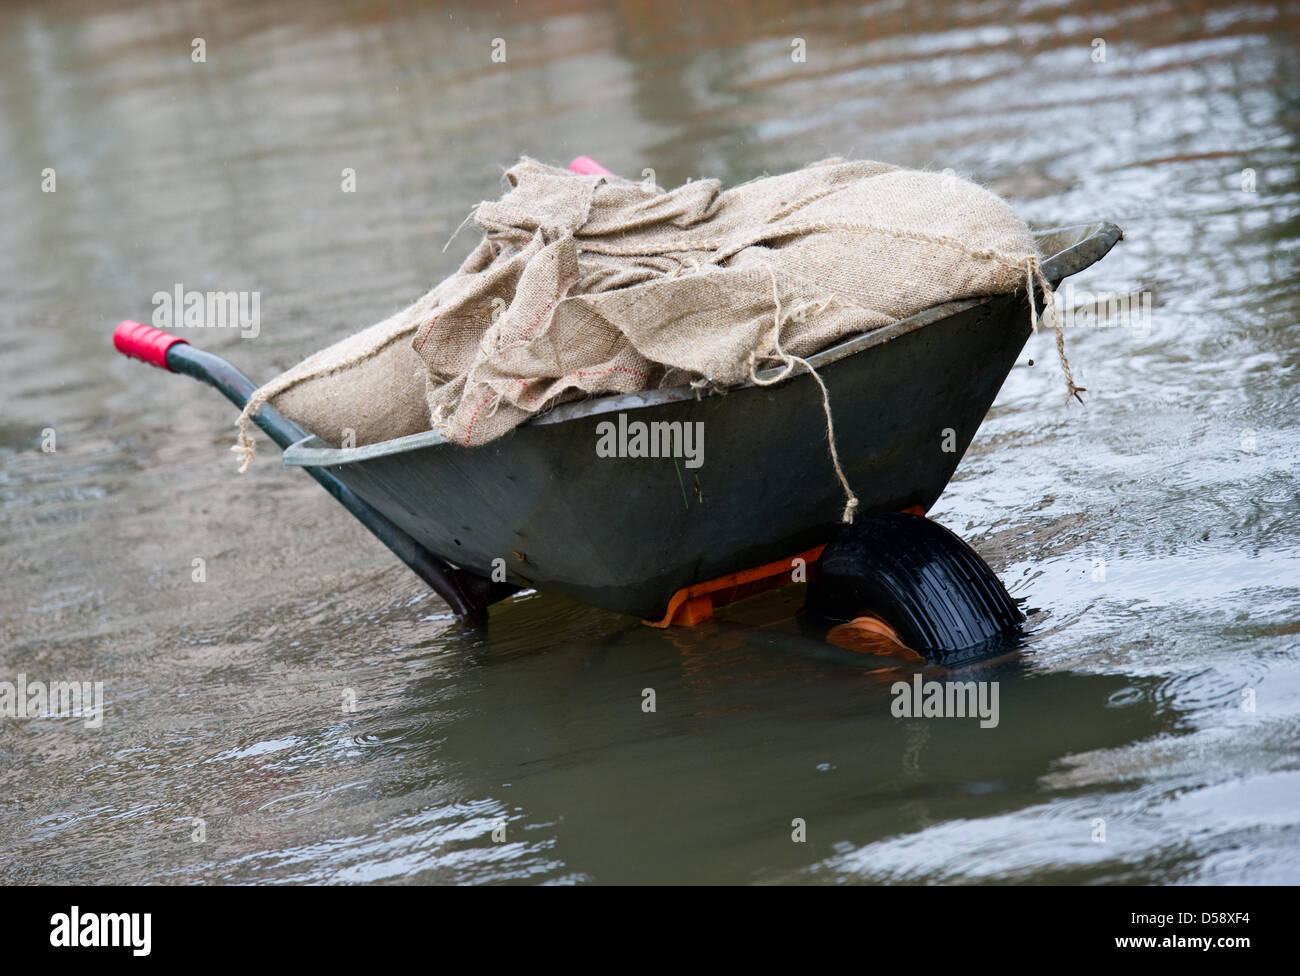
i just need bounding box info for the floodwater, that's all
[1,0,1297,884]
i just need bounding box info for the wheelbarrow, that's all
[113,160,1121,658]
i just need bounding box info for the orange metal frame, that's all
[644,505,926,627]
[643,544,826,627]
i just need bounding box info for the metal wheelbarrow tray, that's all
[273,221,1121,622]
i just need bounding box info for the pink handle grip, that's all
[569,156,614,176]
[113,319,188,370]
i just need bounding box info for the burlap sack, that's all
[405,157,1053,451]
[235,158,1074,507]
[232,236,498,464]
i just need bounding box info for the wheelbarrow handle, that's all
[111,320,512,624]
[113,319,189,370]
[114,321,286,443]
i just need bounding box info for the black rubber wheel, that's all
[803,513,1023,659]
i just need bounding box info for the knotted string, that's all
[749,265,860,524]
[1026,255,1085,404]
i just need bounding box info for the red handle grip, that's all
[113,320,188,370]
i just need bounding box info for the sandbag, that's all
[232,236,499,458]
[235,158,1071,501]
